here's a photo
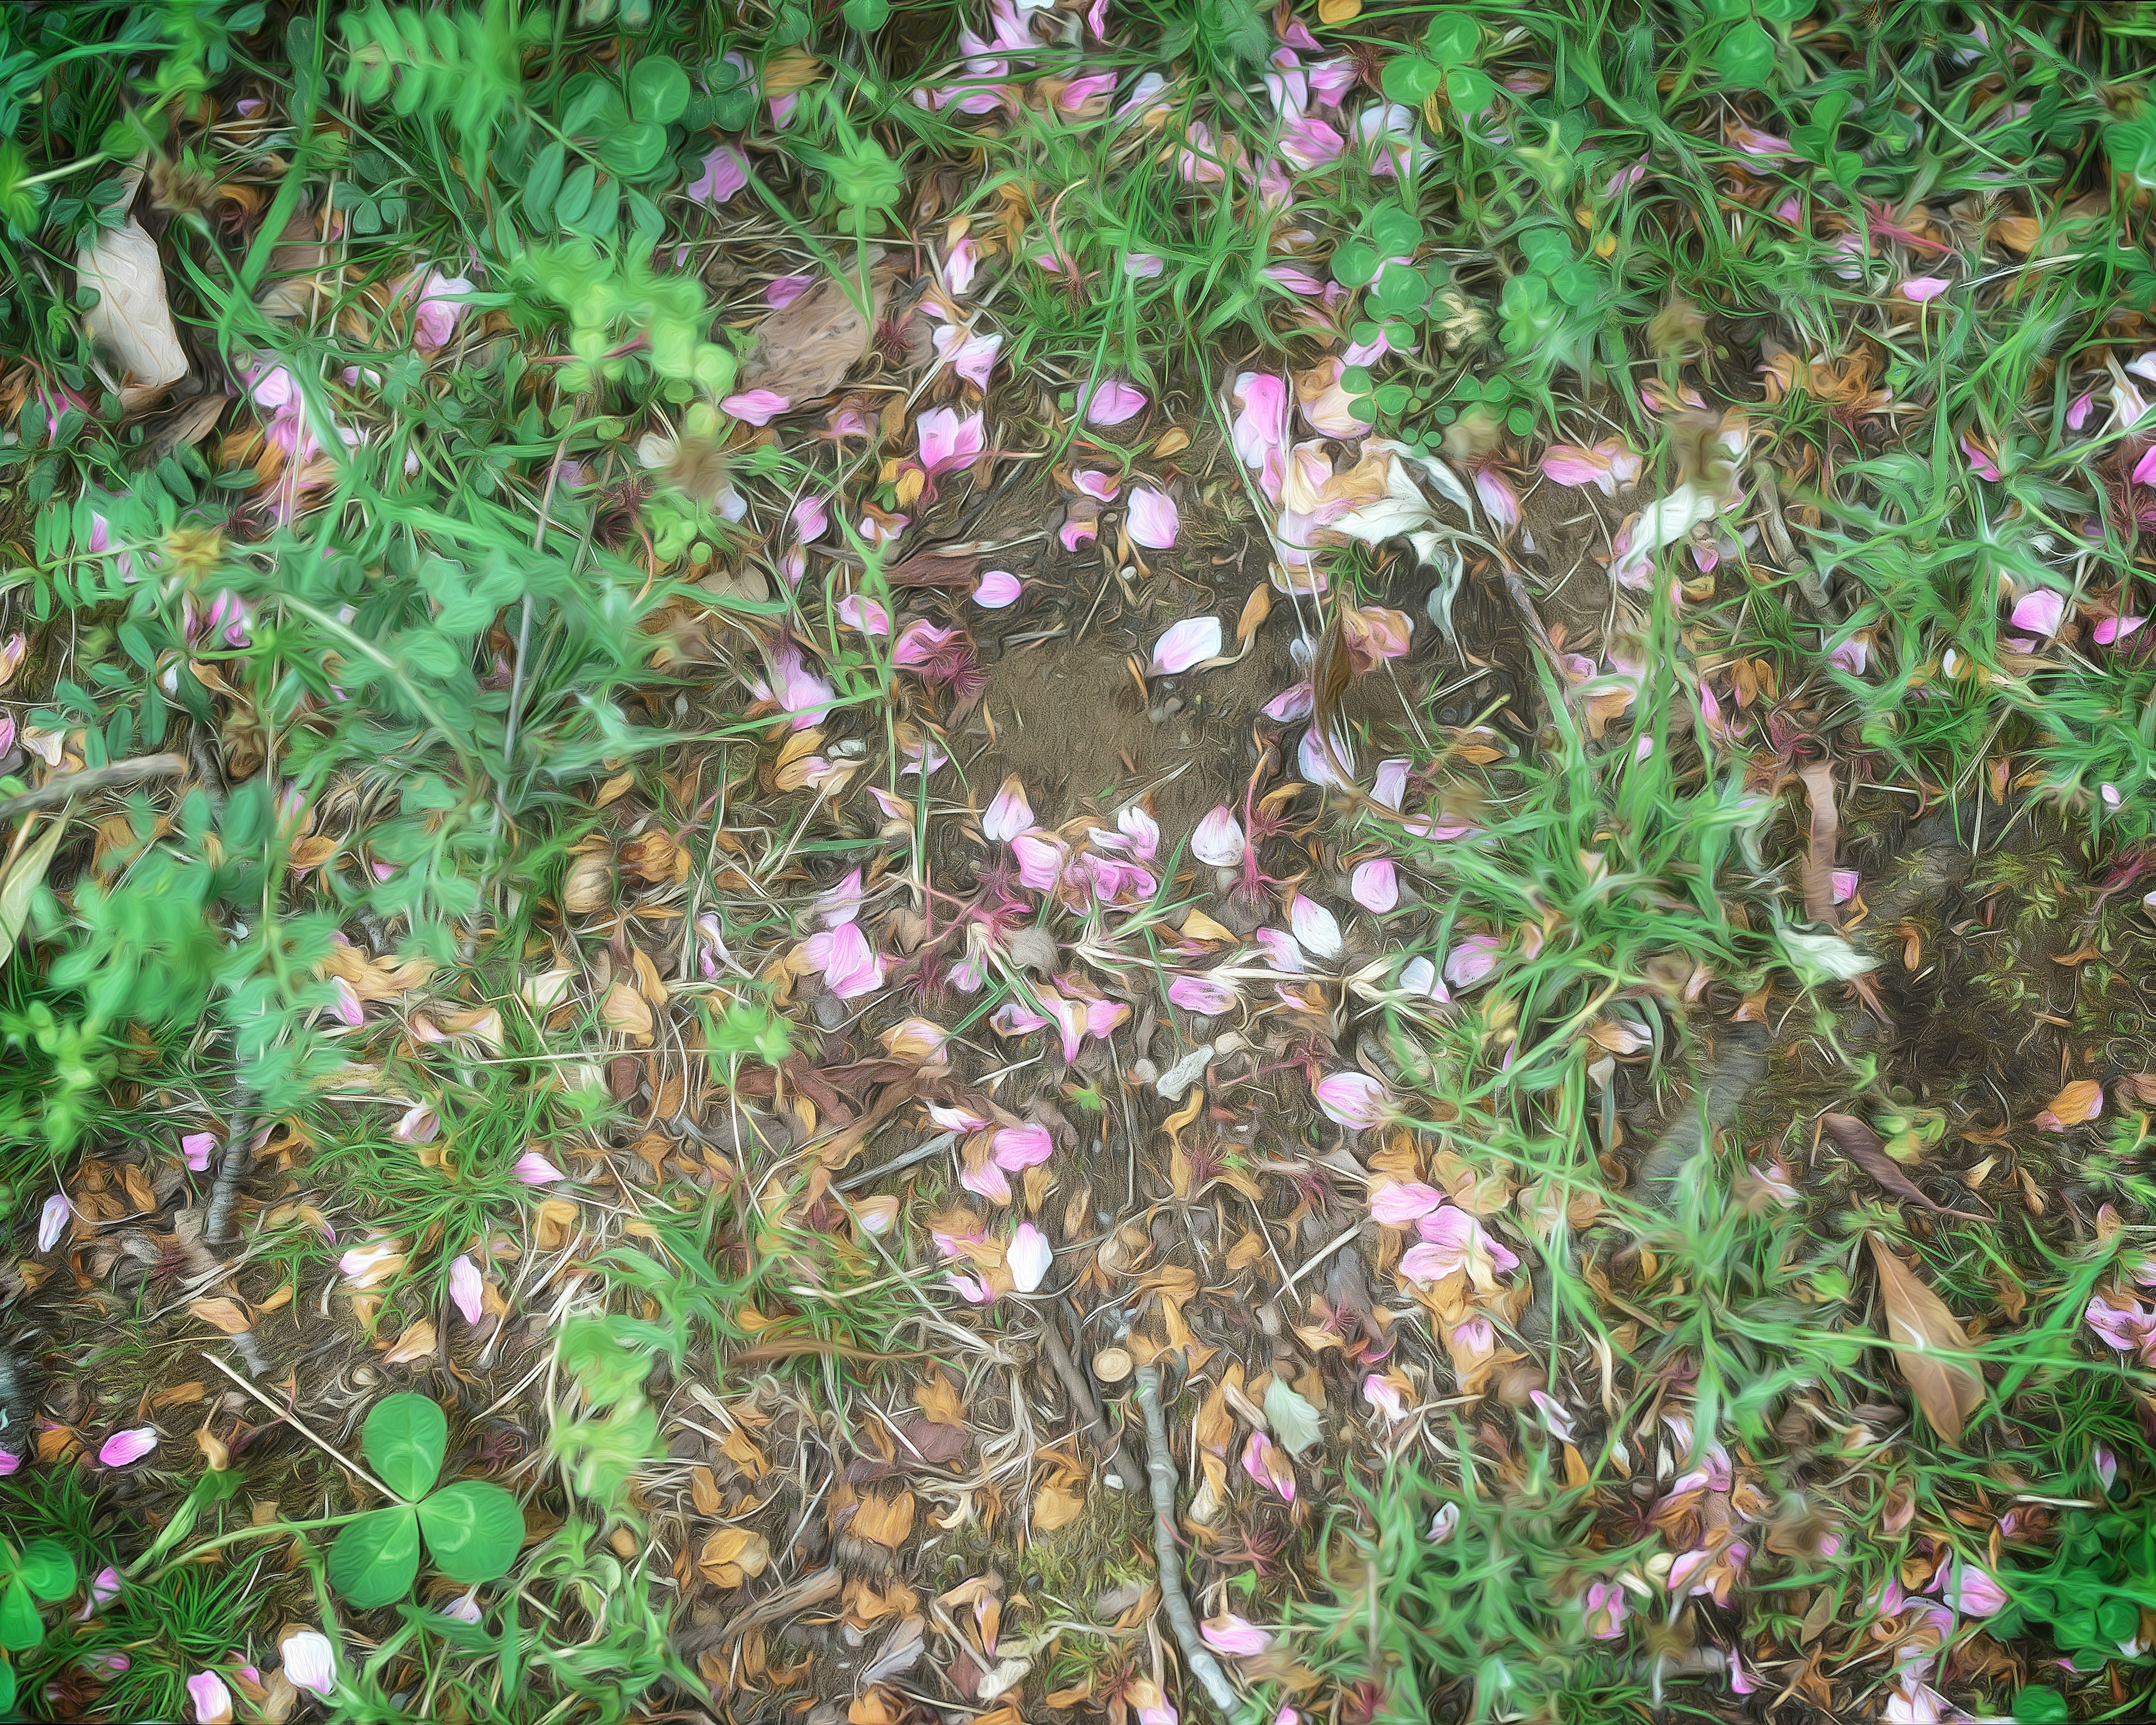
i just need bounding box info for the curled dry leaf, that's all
[77,172,189,399]
[1797,761,1840,928]
[188,1297,252,1336]
[382,1318,438,1365]
[852,1489,916,1549]
[2034,1079,2103,1131]
[1867,1235,1985,1444]
[1032,1478,1086,1531]
[735,255,898,406]
[1819,1113,1989,1221]
[601,980,655,1044]
[699,1526,772,1588]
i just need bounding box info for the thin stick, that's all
[1284,1219,1363,1292]
[0,752,186,818]
[833,1131,956,1193]
[1134,1362,1238,1715]
[199,1352,397,1499]
[1039,1302,1136,1491]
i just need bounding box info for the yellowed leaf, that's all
[699,1526,771,1588]
[1032,1478,1086,1532]
[382,1319,438,1365]
[601,980,655,1044]
[188,1297,252,1336]
[1236,583,1272,644]
[852,1489,916,1549]
[563,852,613,914]
[913,1368,967,1427]
[2035,1079,2103,1132]
[1868,1236,1985,1444]
[535,1197,580,1253]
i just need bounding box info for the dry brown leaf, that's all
[382,1319,438,1365]
[734,257,897,407]
[563,851,613,914]
[601,981,655,1044]
[77,172,189,400]
[196,1423,231,1471]
[1236,583,1272,644]
[913,1368,967,1427]
[690,1464,721,1515]
[534,1197,580,1252]
[1797,761,1839,928]
[1819,1113,1989,1221]
[1031,1478,1086,1532]
[2034,1079,2103,1132]
[1867,1235,1985,1444]
[700,1526,772,1587]
[852,1490,916,1549]
[188,1297,252,1336]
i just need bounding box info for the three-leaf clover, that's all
[327,1394,524,1609]
[0,1536,76,1711]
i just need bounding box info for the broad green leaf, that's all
[417,1481,524,1583]
[1423,15,1479,65]
[1365,207,1421,257]
[1714,20,1777,89]
[327,1507,422,1608]
[554,163,596,229]
[1446,67,1495,113]
[600,121,668,181]
[1329,240,1379,289]
[526,141,565,225]
[1378,55,1442,108]
[0,817,66,980]
[361,1394,447,1500]
[14,1542,73,1603]
[0,1579,39,1653]
[0,1656,16,1714]
[842,0,892,29]
[626,56,690,124]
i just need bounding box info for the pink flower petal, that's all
[766,273,816,309]
[99,1427,159,1468]
[513,1151,565,1185]
[37,1192,72,1252]
[1127,487,1180,550]
[917,405,985,476]
[1289,894,1343,960]
[688,146,749,205]
[1191,805,1245,866]
[1199,1613,1273,1656]
[188,1671,233,1724]
[1081,380,1148,426]
[1011,831,1066,892]
[1168,975,1237,1015]
[721,389,791,426]
[992,1123,1055,1171]
[2009,588,2066,636]
[1351,857,1400,913]
[1900,276,1951,303]
[448,1256,486,1326]
[972,568,1024,608]
[983,774,1033,842]
[1369,1181,1444,1227]
[1007,1222,1052,1292]
[1314,1071,1390,1128]
[801,921,886,999]
[1148,615,1219,675]
[1241,1430,1296,1501]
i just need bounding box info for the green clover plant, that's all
[327,1395,524,1609]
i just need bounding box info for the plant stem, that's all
[1133,1361,1238,1716]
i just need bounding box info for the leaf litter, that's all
[2,5,2156,1725]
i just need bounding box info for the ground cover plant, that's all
[3,1,2156,1721]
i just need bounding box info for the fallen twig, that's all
[1040,1300,1136,1491]
[0,752,188,819]
[1134,1361,1238,1716]
[204,1106,253,1247]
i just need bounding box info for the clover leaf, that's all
[328,1394,524,1610]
